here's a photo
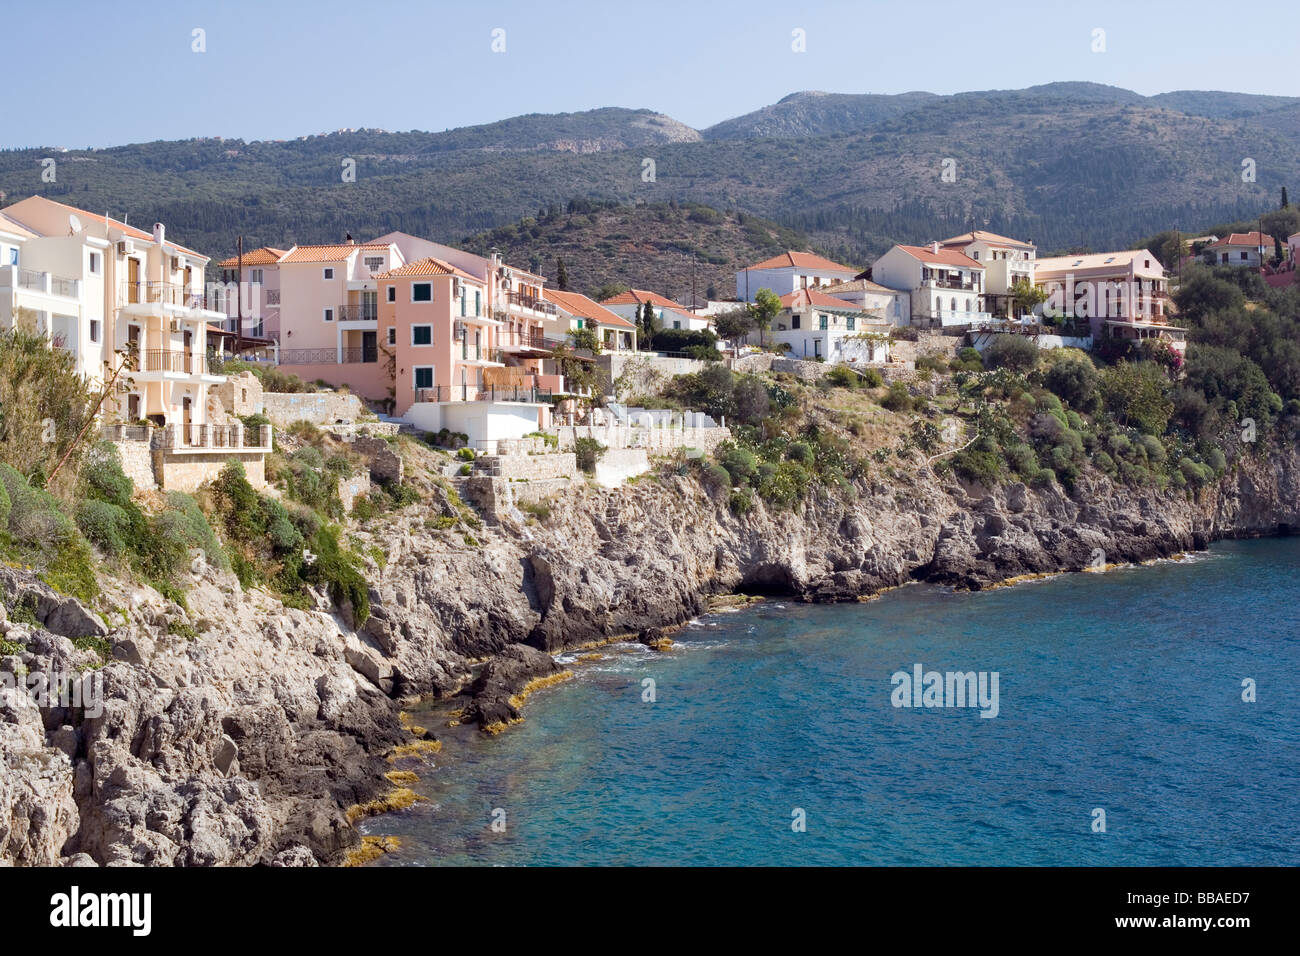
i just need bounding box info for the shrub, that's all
[76,500,130,557]
[786,441,814,465]
[858,368,884,388]
[1043,355,1100,412]
[982,335,1039,372]
[458,463,472,476]
[729,487,755,515]
[825,366,859,388]
[574,437,607,474]
[716,443,758,485]
[880,382,914,412]
[700,463,732,496]
[457,447,476,461]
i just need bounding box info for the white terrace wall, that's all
[604,353,710,399]
[551,422,731,455]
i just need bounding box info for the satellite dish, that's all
[68,214,83,235]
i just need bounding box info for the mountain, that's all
[704,90,938,139]
[458,200,812,304]
[1,84,1296,267]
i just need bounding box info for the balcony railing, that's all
[266,290,281,305]
[277,347,377,365]
[10,268,79,297]
[120,281,208,309]
[336,301,378,321]
[413,385,553,404]
[127,349,216,375]
[505,291,557,315]
[459,343,504,363]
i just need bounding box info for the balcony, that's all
[925,278,978,291]
[120,281,210,310]
[336,301,378,322]
[459,342,504,364]
[413,384,553,404]
[5,267,80,298]
[127,349,217,376]
[504,291,557,315]
[277,347,378,365]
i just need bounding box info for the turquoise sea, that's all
[370,538,1300,866]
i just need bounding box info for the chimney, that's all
[153,222,165,246]
[930,241,940,255]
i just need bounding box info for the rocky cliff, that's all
[2,446,1297,866]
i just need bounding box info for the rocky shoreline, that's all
[2,445,1297,866]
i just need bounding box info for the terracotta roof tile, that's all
[543,289,636,328]
[375,256,479,281]
[280,242,390,263]
[600,288,684,309]
[744,250,856,273]
[895,245,983,268]
[215,247,288,268]
[939,229,1035,249]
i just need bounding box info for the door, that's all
[182,396,193,445]
[127,324,142,370]
[126,258,140,303]
[183,330,193,373]
[362,330,377,363]
[127,394,140,421]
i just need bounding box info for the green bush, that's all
[76,500,130,557]
[858,368,884,388]
[982,335,1039,372]
[457,447,476,461]
[574,437,607,474]
[825,365,859,388]
[880,382,914,412]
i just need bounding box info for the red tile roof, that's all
[16,197,205,257]
[1208,232,1269,249]
[543,289,636,328]
[939,229,1034,249]
[779,288,862,309]
[376,256,479,281]
[744,250,856,273]
[215,247,288,268]
[280,242,390,263]
[600,288,684,309]
[895,244,983,268]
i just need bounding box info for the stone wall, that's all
[486,453,578,481]
[113,436,157,491]
[262,391,367,427]
[462,475,576,515]
[337,471,372,513]
[770,357,827,381]
[730,352,777,374]
[158,451,267,492]
[889,331,958,366]
[594,448,650,487]
[216,372,264,417]
[352,436,404,485]
[603,353,709,399]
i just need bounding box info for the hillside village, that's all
[2,190,1299,628]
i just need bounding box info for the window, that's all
[387,327,396,346]
[250,268,263,283]
[412,283,432,302]
[1240,251,1248,261]
[88,252,101,274]
[972,251,980,260]
[673,319,681,329]
[893,299,901,318]
[460,289,467,316]
[8,247,17,266]
[323,268,335,280]
[364,256,384,272]
[323,308,334,322]
[474,290,481,315]
[89,319,101,343]
[819,314,828,330]
[792,315,801,329]
[846,316,855,331]
[576,318,584,329]
[413,366,433,389]
[412,325,432,346]
[387,286,396,303]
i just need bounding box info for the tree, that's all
[569,326,601,353]
[1283,186,1290,209]
[638,301,658,348]
[712,308,753,352]
[982,334,1039,372]
[1100,361,1174,434]
[591,282,628,302]
[1010,278,1048,318]
[747,288,781,347]
[555,257,570,291]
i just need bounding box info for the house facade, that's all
[1206,232,1269,268]
[821,278,911,326]
[734,251,858,302]
[543,288,638,351]
[1034,249,1183,355]
[938,231,1036,317]
[747,288,891,364]
[870,243,988,328]
[213,246,287,341]
[0,196,268,489]
[600,289,709,332]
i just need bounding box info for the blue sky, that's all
[8,0,1297,148]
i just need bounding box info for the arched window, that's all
[950,297,957,313]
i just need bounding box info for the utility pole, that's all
[235,235,243,356]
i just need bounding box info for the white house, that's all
[938,230,1036,318]
[734,251,858,303]
[599,289,710,332]
[869,243,988,328]
[821,278,911,326]
[1288,232,1299,264]
[1205,232,1270,268]
[747,288,891,364]
[542,288,637,351]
